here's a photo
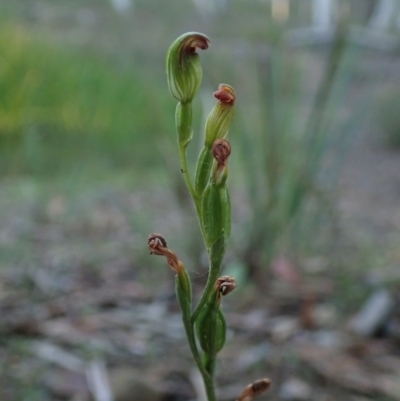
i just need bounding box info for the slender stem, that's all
[191,257,221,325]
[178,143,197,202]
[180,289,217,401]
[191,264,219,401]
[203,353,217,377]
[175,100,210,249]
[176,102,218,401]
[176,102,206,234]
[203,372,217,401]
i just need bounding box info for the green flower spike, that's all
[166,32,210,104]
[151,32,271,401]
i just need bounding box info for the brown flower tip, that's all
[251,379,271,395]
[148,233,183,273]
[236,379,271,401]
[148,233,167,254]
[215,276,237,297]
[180,33,210,65]
[212,139,231,167]
[214,84,236,105]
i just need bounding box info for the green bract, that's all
[166,32,210,104]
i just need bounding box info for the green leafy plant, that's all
[148,32,270,401]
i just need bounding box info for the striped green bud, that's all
[210,230,227,273]
[195,85,234,196]
[201,184,231,249]
[195,276,236,355]
[205,84,236,149]
[166,32,210,104]
[201,139,232,249]
[196,298,226,355]
[202,184,223,248]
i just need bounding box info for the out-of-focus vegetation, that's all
[0,23,173,176]
[232,23,353,278]
[375,86,400,149]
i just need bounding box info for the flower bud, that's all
[210,231,227,273]
[148,233,184,273]
[201,184,231,248]
[196,302,226,355]
[200,138,231,249]
[215,275,237,297]
[195,276,236,356]
[166,32,210,104]
[148,233,191,313]
[205,84,236,148]
[212,139,231,186]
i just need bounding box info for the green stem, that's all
[177,103,197,199]
[176,102,218,401]
[190,257,221,401]
[203,353,217,377]
[180,294,217,401]
[178,143,197,202]
[203,375,217,401]
[177,275,217,401]
[176,104,210,244]
[191,254,222,325]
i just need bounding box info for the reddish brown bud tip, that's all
[214,84,236,105]
[215,276,237,296]
[182,34,210,58]
[237,379,271,401]
[212,139,231,166]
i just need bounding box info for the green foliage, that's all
[0,23,173,175]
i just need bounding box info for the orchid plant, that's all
[148,32,270,401]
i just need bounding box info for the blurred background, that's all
[0,0,400,400]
